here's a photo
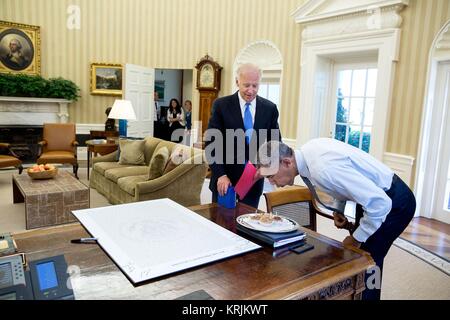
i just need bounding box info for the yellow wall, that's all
[0,0,305,139]
[388,0,450,156]
[1,0,449,159]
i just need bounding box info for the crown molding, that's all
[292,0,409,24]
[293,0,408,40]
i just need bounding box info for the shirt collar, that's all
[294,149,311,179]
[237,91,256,112]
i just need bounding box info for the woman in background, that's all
[167,98,185,143]
[183,100,192,146]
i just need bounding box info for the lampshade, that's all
[108,100,136,120]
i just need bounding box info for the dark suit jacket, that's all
[205,91,281,197]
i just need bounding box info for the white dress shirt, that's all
[295,138,394,243]
[237,92,256,124]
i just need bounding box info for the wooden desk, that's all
[13,203,374,300]
[86,139,118,180]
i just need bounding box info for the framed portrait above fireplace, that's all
[90,62,123,96]
[0,20,41,75]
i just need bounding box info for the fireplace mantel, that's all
[0,96,72,125]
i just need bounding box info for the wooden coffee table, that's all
[12,170,90,229]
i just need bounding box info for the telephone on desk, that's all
[0,254,74,300]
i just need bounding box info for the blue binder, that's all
[217,186,236,209]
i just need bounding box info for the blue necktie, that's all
[243,102,253,145]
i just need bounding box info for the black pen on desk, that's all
[71,237,98,244]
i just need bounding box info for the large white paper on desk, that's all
[72,199,261,284]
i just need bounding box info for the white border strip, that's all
[394,238,450,276]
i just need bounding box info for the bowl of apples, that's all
[27,164,58,180]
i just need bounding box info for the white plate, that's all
[236,214,299,233]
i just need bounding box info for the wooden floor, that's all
[401,217,450,261]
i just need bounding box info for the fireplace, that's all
[0,126,43,164]
[0,96,72,163]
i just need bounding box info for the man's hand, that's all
[343,235,361,249]
[333,212,348,229]
[217,175,231,196]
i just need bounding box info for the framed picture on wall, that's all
[90,62,123,96]
[0,20,41,75]
[155,80,165,101]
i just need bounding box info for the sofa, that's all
[89,137,207,206]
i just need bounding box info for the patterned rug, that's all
[394,238,450,276]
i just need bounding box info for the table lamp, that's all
[107,99,136,137]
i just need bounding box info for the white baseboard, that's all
[383,152,415,187]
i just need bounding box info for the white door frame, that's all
[432,63,450,222]
[415,20,450,221]
[296,29,401,161]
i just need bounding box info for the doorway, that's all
[154,68,193,144]
[430,61,450,223]
[415,19,450,224]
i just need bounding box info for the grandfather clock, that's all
[195,55,222,138]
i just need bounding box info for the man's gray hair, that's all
[257,140,293,170]
[235,63,262,80]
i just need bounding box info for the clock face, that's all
[200,64,215,88]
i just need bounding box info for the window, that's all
[333,67,377,153]
[258,83,280,107]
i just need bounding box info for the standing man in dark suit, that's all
[205,63,281,208]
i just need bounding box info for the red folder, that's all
[235,161,258,200]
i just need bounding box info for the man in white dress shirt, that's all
[256,139,416,300]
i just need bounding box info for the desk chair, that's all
[37,123,79,179]
[264,185,334,231]
[0,143,23,173]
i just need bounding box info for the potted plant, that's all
[0,73,80,101]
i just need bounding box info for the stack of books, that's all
[236,224,306,248]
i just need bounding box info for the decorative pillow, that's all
[118,139,146,165]
[163,146,190,174]
[148,147,169,180]
[116,136,142,161]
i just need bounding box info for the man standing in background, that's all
[206,63,281,208]
[184,100,192,146]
